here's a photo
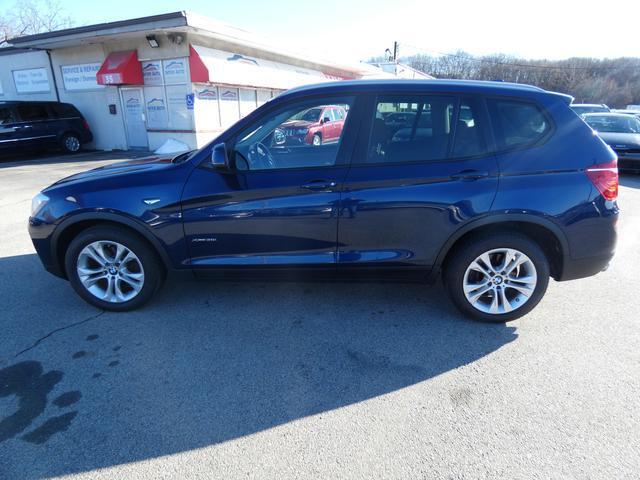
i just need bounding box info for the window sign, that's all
[144,86,168,129]
[61,63,103,91]
[142,61,163,85]
[13,68,50,93]
[166,84,192,130]
[163,58,187,84]
[196,87,218,100]
[219,88,238,101]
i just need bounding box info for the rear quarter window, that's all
[487,99,551,151]
[50,103,80,118]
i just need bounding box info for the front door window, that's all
[230,97,354,170]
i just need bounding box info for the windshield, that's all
[585,115,640,134]
[290,108,322,123]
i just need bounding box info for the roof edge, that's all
[9,11,188,45]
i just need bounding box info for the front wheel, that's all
[444,233,550,322]
[312,133,322,146]
[65,226,163,311]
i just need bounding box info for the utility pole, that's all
[393,41,399,62]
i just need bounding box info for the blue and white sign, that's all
[142,61,163,85]
[186,93,194,110]
[61,63,103,91]
[13,68,50,93]
[163,58,187,84]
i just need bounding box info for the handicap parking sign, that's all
[186,93,194,110]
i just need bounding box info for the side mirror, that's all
[211,142,229,169]
[322,116,331,124]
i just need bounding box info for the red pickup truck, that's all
[275,105,348,146]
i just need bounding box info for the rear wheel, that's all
[61,133,81,153]
[65,226,163,311]
[444,233,550,322]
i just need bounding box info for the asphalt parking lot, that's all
[0,151,639,479]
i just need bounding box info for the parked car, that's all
[273,105,347,146]
[0,100,92,154]
[570,103,610,116]
[583,112,640,171]
[611,109,640,119]
[28,80,618,322]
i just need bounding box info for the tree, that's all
[0,0,74,46]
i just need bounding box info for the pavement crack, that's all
[14,311,105,358]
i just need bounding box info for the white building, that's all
[0,11,402,151]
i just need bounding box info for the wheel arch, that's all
[52,212,173,279]
[435,214,569,280]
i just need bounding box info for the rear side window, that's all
[16,104,49,121]
[487,99,551,150]
[50,103,80,118]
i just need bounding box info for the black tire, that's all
[60,133,81,153]
[443,232,550,323]
[312,133,322,146]
[65,226,164,311]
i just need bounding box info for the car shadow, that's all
[0,253,518,478]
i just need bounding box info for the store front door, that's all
[120,87,148,149]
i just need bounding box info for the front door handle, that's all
[300,180,337,191]
[451,170,489,181]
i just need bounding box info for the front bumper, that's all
[28,217,65,278]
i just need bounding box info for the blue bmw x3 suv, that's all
[28,80,618,322]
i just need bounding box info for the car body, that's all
[0,100,92,154]
[28,80,619,322]
[583,112,640,171]
[274,105,347,146]
[570,103,610,116]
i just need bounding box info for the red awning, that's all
[96,50,143,85]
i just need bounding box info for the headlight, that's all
[31,192,49,217]
[296,128,308,135]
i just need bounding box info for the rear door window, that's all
[16,104,50,122]
[486,99,551,150]
[452,98,488,158]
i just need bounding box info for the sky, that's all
[3,0,640,63]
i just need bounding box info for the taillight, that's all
[586,160,618,201]
[83,119,90,131]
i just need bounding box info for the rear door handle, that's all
[451,170,489,181]
[301,180,337,191]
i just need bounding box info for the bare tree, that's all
[0,0,74,46]
[401,51,640,108]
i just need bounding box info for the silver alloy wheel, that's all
[462,248,537,315]
[76,240,145,303]
[65,135,80,152]
[312,134,321,146]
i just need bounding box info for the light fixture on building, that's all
[168,33,184,45]
[146,35,159,48]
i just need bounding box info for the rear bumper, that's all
[559,252,613,281]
